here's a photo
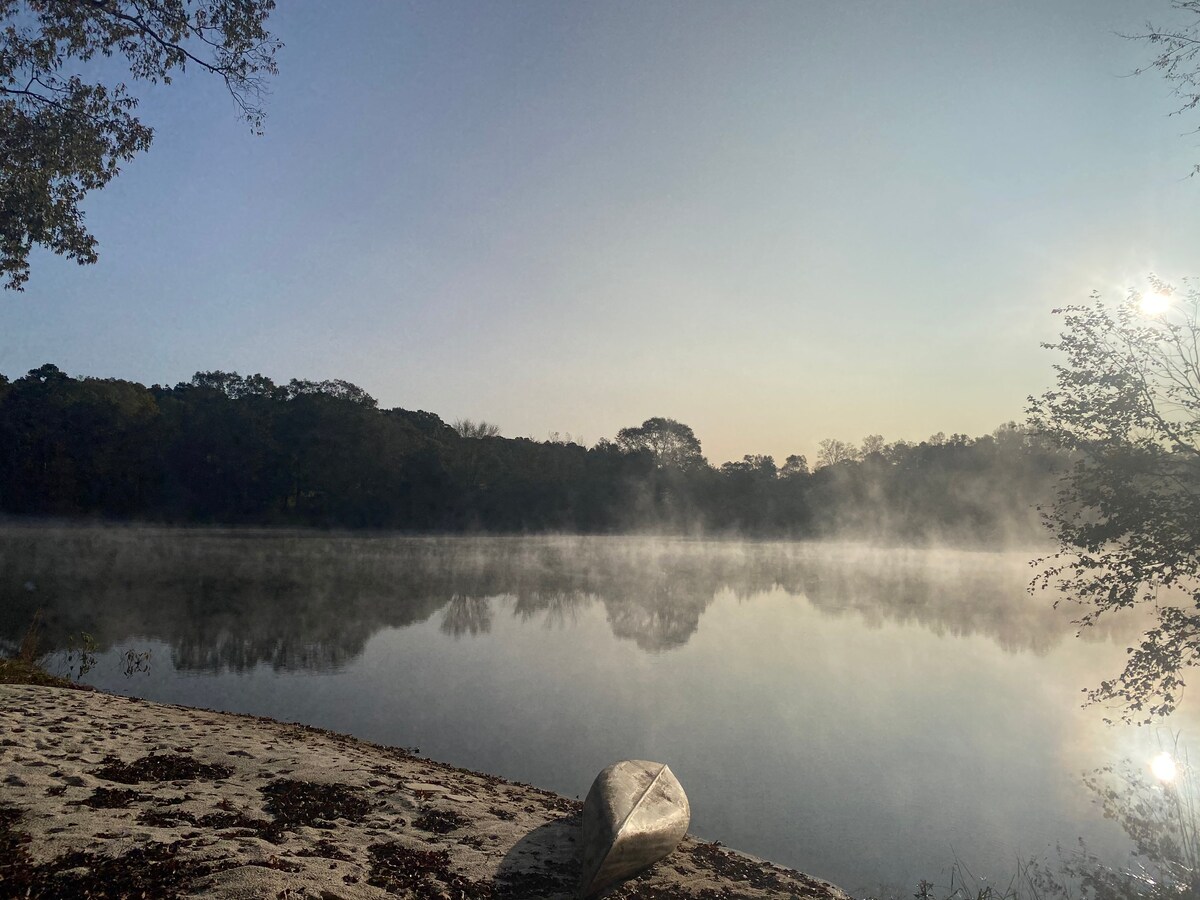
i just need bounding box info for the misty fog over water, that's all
[0,524,1187,896]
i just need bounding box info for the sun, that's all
[1140,289,1172,315]
[1151,751,1178,783]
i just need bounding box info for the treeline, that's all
[0,364,1066,541]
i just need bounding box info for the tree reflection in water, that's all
[3,524,1194,894]
[914,744,1200,900]
[0,525,1102,673]
[1050,744,1200,900]
[440,595,493,637]
[511,589,589,631]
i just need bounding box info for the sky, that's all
[3,0,1200,466]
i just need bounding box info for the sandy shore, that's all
[0,684,851,899]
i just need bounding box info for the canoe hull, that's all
[577,759,690,898]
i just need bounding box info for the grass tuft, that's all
[1,611,92,689]
[0,656,80,688]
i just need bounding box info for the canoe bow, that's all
[577,759,690,898]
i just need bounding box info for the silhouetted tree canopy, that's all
[616,417,706,470]
[816,438,858,468]
[781,454,809,478]
[0,363,1065,542]
[452,418,501,439]
[1028,279,1200,720]
[0,0,280,290]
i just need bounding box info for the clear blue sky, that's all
[3,1,1198,465]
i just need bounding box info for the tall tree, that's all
[815,438,858,469]
[860,434,886,458]
[1,0,280,290]
[780,454,809,478]
[615,417,705,470]
[452,418,501,439]
[1027,280,1200,720]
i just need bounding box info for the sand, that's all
[0,684,851,899]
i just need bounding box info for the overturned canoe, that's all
[577,759,691,898]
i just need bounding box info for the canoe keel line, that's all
[577,759,691,898]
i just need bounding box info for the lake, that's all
[0,524,1192,897]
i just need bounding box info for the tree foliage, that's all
[0,0,280,289]
[452,418,501,439]
[1028,279,1200,721]
[0,364,1065,542]
[815,438,858,468]
[615,417,706,470]
[1130,1,1200,173]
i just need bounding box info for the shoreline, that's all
[0,684,852,899]
[0,517,1054,555]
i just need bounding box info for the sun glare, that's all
[1140,290,1172,315]
[1151,751,1178,783]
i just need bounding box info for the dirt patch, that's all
[0,811,213,900]
[140,780,373,845]
[292,838,354,861]
[368,842,459,895]
[91,753,233,784]
[138,806,277,839]
[493,865,577,898]
[80,787,145,809]
[367,841,501,898]
[259,778,370,829]
[686,842,831,896]
[413,808,471,834]
[138,809,197,829]
[0,802,33,886]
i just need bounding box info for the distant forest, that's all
[0,365,1066,542]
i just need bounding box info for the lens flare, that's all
[1151,751,1177,783]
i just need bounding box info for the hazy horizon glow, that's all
[3,1,1199,464]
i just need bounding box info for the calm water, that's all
[1,524,1193,896]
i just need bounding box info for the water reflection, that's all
[441,595,493,637]
[1013,743,1200,900]
[0,524,1186,895]
[1083,747,1200,896]
[0,526,1097,671]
